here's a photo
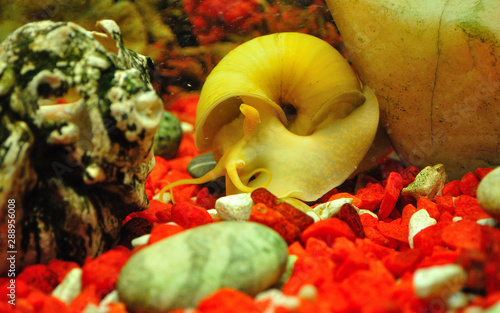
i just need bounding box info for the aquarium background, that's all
[2,1,500,313]
[0,0,341,108]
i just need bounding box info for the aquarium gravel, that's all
[1,95,499,313]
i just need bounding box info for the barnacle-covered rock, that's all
[0,20,163,275]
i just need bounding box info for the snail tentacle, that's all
[225,159,254,193]
[157,155,228,201]
[240,103,261,138]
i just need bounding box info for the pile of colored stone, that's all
[2,93,500,312]
[2,151,499,312]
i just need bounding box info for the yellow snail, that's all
[160,32,380,201]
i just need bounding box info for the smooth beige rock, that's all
[477,167,500,220]
[325,0,500,179]
[413,264,467,299]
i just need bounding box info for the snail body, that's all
[162,33,379,201]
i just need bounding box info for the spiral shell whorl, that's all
[195,32,363,151]
[164,32,380,201]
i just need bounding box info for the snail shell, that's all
[163,33,379,201]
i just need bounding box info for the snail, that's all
[161,32,379,201]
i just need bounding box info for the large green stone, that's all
[117,221,288,313]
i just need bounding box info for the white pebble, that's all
[100,289,120,306]
[298,284,318,301]
[207,209,221,220]
[180,121,194,133]
[453,216,463,222]
[358,209,378,219]
[51,268,82,304]
[413,264,467,299]
[153,191,171,203]
[312,198,353,220]
[255,288,300,312]
[214,193,254,221]
[408,209,437,248]
[477,218,497,227]
[306,211,321,222]
[82,304,102,313]
[82,290,120,313]
[447,291,469,310]
[131,234,151,247]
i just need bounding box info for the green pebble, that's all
[153,111,182,160]
[117,221,288,313]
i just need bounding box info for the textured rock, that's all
[0,20,162,274]
[117,221,288,312]
[402,164,447,200]
[214,193,254,221]
[477,167,500,220]
[326,0,500,179]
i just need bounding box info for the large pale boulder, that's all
[325,0,500,179]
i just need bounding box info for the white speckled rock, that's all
[402,164,447,200]
[413,264,467,299]
[312,198,353,220]
[255,289,300,311]
[51,268,82,304]
[117,221,288,313]
[214,193,254,221]
[477,167,500,221]
[408,209,437,248]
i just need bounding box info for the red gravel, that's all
[2,99,499,313]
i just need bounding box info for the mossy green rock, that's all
[153,111,182,159]
[117,221,288,312]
